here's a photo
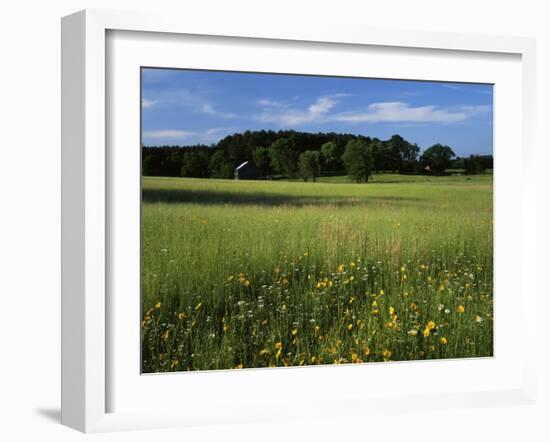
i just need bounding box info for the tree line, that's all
[142,129,493,182]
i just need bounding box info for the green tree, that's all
[385,134,420,173]
[463,154,493,175]
[142,154,163,176]
[208,150,234,179]
[320,141,344,171]
[371,139,387,172]
[341,138,374,183]
[252,146,272,177]
[420,144,456,175]
[181,151,209,178]
[298,150,321,182]
[269,138,298,177]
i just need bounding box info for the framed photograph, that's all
[61,9,538,432]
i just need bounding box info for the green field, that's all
[141,174,493,372]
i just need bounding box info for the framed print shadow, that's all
[139,68,494,373]
[61,9,537,433]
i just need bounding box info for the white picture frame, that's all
[61,9,538,433]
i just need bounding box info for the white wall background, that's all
[0,1,548,440]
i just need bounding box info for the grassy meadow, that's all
[141,174,493,373]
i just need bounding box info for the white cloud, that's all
[257,95,341,126]
[141,89,238,118]
[308,97,337,115]
[141,99,158,109]
[142,130,195,140]
[333,102,490,124]
[256,95,489,126]
[142,128,232,145]
[201,127,232,143]
[257,99,285,107]
[201,103,238,119]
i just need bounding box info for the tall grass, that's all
[141,175,493,372]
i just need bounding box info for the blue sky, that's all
[141,68,493,156]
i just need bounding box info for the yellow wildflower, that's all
[456,305,465,314]
[155,301,161,309]
[337,264,345,273]
[291,328,298,336]
[178,312,186,320]
[347,323,353,331]
[234,363,243,369]
[439,337,448,345]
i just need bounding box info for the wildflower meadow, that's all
[141,174,493,373]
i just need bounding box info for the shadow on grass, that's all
[142,188,423,208]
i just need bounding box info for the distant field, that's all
[283,172,493,184]
[141,174,493,372]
